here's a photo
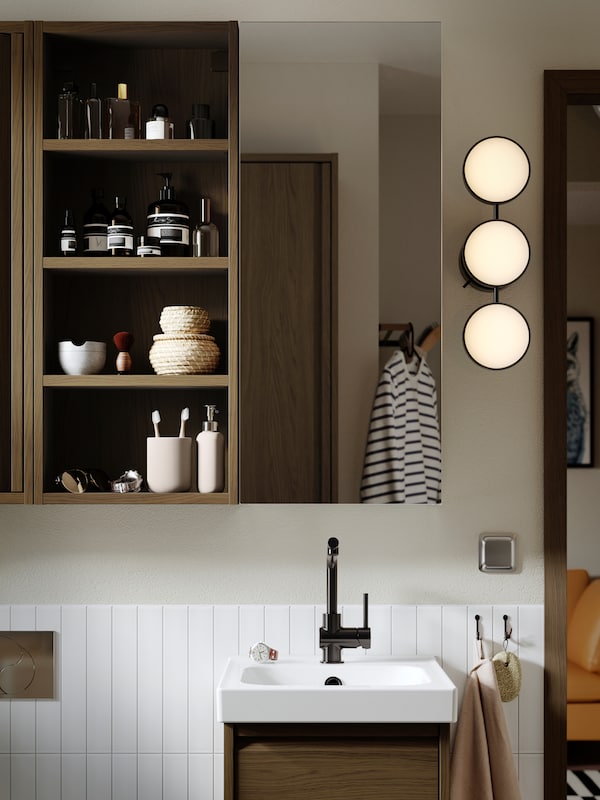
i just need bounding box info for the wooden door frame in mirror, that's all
[544,69,600,799]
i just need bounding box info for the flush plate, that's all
[0,631,55,699]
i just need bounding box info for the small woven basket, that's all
[149,333,220,375]
[159,305,210,335]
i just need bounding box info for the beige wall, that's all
[3,0,599,606]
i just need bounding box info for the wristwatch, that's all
[249,642,278,662]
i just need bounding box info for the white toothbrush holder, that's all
[146,437,192,492]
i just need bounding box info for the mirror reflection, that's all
[239,22,441,503]
[566,103,600,766]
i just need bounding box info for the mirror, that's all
[239,22,442,503]
[543,70,600,800]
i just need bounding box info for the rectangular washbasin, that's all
[217,656,457,723]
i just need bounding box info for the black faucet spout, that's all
[319,538,371,663]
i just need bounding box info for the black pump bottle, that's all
[146,172,190,256]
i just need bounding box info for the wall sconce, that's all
[461,136,531,369]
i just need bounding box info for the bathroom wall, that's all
[0,603,544,800]
[3,0,593,606]
[0,5,599,797]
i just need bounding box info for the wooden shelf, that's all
[43,138,229,162]
[43,256,229,273]
[43,491,231,504]
[43,374,228,388]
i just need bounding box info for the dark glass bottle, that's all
[84,82,102,139]
[60,209,76,256]
[186,103,215,139]
[103,83,141,140]
[83,188,110,256]
[146,173,190,256]
[107,196,134,256]
[57,82,83,139]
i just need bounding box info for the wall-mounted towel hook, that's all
[503,614,512,643]
[475,614,482,640]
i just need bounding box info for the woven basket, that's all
[159,305,210,335]
[149,333,220,375]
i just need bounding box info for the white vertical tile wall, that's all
[0,604,544,799]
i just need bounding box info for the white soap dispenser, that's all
[196,404,224,493]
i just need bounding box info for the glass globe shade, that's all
[463,220,530,287]
[463,303,530,369]
[463,137,530,204]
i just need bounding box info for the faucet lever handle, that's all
[363,592,369,628]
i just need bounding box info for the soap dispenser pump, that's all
[146,172,190,256]
[196,404,224,493]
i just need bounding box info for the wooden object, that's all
[240,155,337,502]
[225,723,449,800]
[27,21,238,504]
[0,23,33,503]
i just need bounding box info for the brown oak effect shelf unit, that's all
[32,20,239,504]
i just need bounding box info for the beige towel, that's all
[450,649,522,800]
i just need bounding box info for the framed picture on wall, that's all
[567,317,594,467]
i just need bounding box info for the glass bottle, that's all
[107,196,134,256]
[192,198,219,257]
[103,83,141,140]
[84,82,102,139]
[60,209,76,256]
[83,188,110,256]
[186,103,215,139]
[57,82,83,139]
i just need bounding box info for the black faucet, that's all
[319,537,371,663]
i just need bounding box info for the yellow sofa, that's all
[567,569,600,740]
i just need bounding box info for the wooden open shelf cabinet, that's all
[29,20,239,504]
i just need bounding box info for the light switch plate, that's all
[479,534,516,572]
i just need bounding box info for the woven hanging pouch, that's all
[492,650,522,702]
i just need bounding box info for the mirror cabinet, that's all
[2,20,239,504]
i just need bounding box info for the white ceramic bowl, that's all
[58,341,106,375]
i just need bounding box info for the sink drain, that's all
[324,676,343,685]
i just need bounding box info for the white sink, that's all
[216,656,457,723]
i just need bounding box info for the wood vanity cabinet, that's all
[27,21,239,503]
[224,723,450,800]
[240,155,337,503]
[0,22,33,503]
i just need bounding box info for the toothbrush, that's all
[152,409,161,437]
[179,407,190,437]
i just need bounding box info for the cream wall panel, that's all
[188,606,213,754]
[61,753,85,800]
[0,603,544,799]
[264,605,290,656]
[60,608,86,754]
[518,604,545,754]
[112,753,137,800]
[36,753,60,800]
[87,607,111,754]
[112,606,137,754]
[87,753,111,800]
[162,606,188,755]
[137,607,163,754]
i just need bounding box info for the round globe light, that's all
[463,219,530,288]
[463,303,530,369]
[463,137,530,204]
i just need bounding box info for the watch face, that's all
[250,642,270,662]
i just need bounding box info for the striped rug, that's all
[568,770,600,798]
